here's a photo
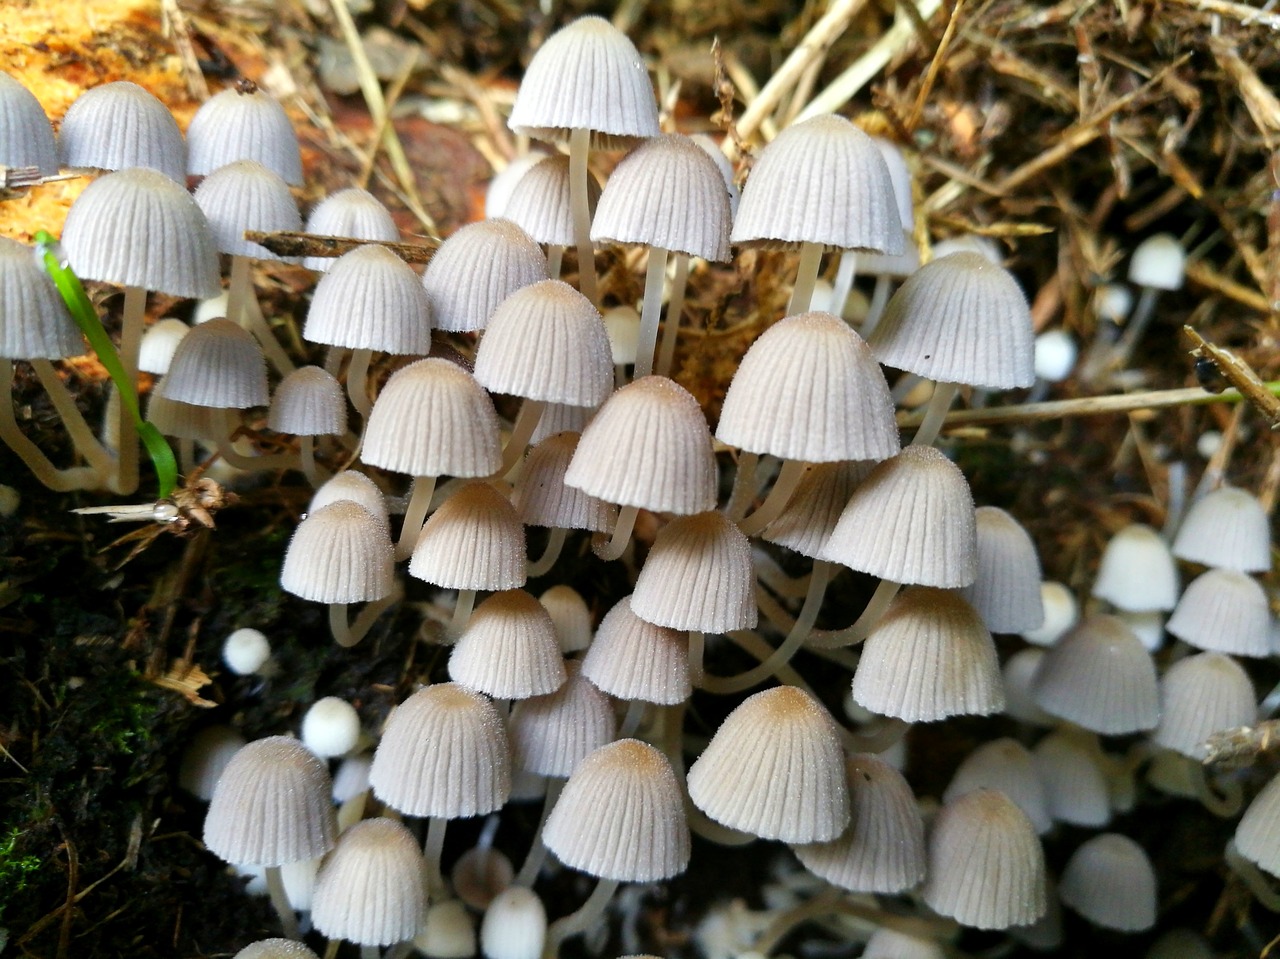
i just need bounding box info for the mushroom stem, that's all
[264,864,302,940]
[1227,840,1280,912]
[229,254,295,376]
[829,250,857,319]
[29,359,115,477]
[1111,285,1161,369]
[618,698,647,738]
[568,127,597,306]
[329,585,402,648]
[396,474,438,561]
[0,361,103,491]
[910,381,960,447]
[657,702,756,848]
[750,592,861,669]
[115,284,147,495]
[687,631,705,688]
[423,816,449,900]
[547,244,564,279]
[542,877,619,959]
[360,945,380,959]
[449,589,477,637]
[725,451,761,522]
[655,253,689,376]
[738,459,810,536]
[299,435,325,488]
[809,578,902,648]
[500,399,546,475]
[862,276,892,335]
[515,777,564,887]
[753,549,812,598]
[593,504,640,561]
[347,347,374,421]
[527,527,567,578]
[1191,761,1243,818]
[634,245,669,379]
[787,241,823,316]
[214,436,299,473]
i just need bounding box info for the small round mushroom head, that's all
[0,72,58,175]
[58,81,186,182]
[1128,233,1186,290]
[186,83,303,185]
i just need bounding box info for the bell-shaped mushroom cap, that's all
[204,736,337,866]
[543,738,689,881]
[869,252,1035,389]
[474,279,613,406]
[943,738,1051,835]
[269,365,346,436]
[193,160,301,260]
[1166,568,1271,657]
[302,188,399,272]
[179,725,247,802]
[961,506,1045,634]
[0,72,58,175]
[421,219,547,333]
[370,683,511,818]
[409,481,526,591]
[852,588,1003,722]
[764,461,873,559]
[1031,614,1159,735]
[480,886,546,959]
[61,167,221,298]
[1128,233,1186,290]
[1153,652,1256,758]
[1172,486,1271,572]
[792,753,926,893]
[138,317,189,374]
[362,358,501,478]
[539,585,593,653]
[146,387,234,440]
[582,595,691,705]
[1033,729,1112,827]
[731,114,904,255]
[311,818,425,946]
[507,16,660,148]
[487,149,551,218]
[716,312,899,462]
[1022,581,1079,646]
[234,940,321,959]
[531,400,594,445]
[1237,770,1280,877]
[513,432,616,532]
[689,133,739,215]
[448,589,566,700]
[688,685,849,843]
[565,376,716,513]
[157,318,268,408]
[310,470,388,527]
[921,789,1047,930]
[510,661,617,777]
[186,85,303,185]
[331,752,372,805]
[304,244,433,354]
[591,134,732,262]
[451,845,514,911]
[820,446,977,588]
[280,501,394,603]
[58,81,186,182]
[1001,648,1055,727]
[0,237,84,359]
[1059,833,1157,932]
[1091,523,1179,612]
[862,929,944,959]
[631,511,757,632]
[504,154,601,247]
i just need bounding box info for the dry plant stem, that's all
[569,128,598,306]
[656,254,690,377]
[543,877,620,959]
[634,246,669,378]
[347,348,374,421]
[395,474,438,560]
[264,865,301,940]
[0,361,103,491]
[527,526,567,578]
[1162,0,1280,29]
[500,399,546,475]
[701,561,833,694]
[547,244,564,279]
[515,778,564,887]
[830,251,857,318]
[809,578,902,648]
[910,381,960,447]
[424,817,449,900]
[788,242,824,316]
[595,504,640,561]
[739,459,810,536]
[862,276,892,334]
[1191,762,1244,818]
[1227,841,1280,912]
[726,452,761,521]
[29,360,115,477]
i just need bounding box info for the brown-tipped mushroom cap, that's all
[943,738,1052,835]
[763,461,873,559]
[448,589,567,700]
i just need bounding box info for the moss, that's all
[0,829,42,922]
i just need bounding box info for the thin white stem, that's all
[527,526,567,578]
[1227,840,1280,912]
[618,698,647,738]
[753,549,812,598]
[29,359,115,477]
[656,253,689,377]
[634,246,668,379]
[725,451,760,522]
[347,347,374,421]
[569,127,597,306]
[809,578,902,648]
[423,816,449,900]
[501,399,546,475]
[265,864,301,940]
[1191,761,1243,818]
[214,437,298,473]
[0,361,103,491]
[1112,285,1161,367]
[239,257,296,376]
[328,583,402,648]
[688,630,705,688]
[739,459,809,536]
[547,244,563,279]
[829,250,857,318]
[787,241,823,316]
[910,381,959,448]
[515,777,564,887]
[449,589,477,637]
[862,275,892,334]
[395,474,437,561]
[543,878,619,959]
[299,435,323,488]
[594,504,639,561]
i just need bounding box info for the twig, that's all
[1185,326,1280,428]
[1203,721,1280,770]
[905,0,965,132]
[1161,0,1280,30]
[160,0,209,101]
[1184,259,1273,314]
[243,229,438,263]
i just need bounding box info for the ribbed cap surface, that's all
[193,160,301,259]
[422,219,547,333]
[862,929,943,959]
[0,72,58,174]
[1154,652,1256,758]
[921,789,1047,930]
[792,753,925,893]
[531,400,594,444]
[146,388,233,440]
[280,501,394,603]
[1031,614,1159,734]
[591,134,732,261]
[763,461,872,558]
[61,167,221,298]
[961,506,1045,634]
[0,237,84,359]
[869,252,1034,388]
[1060,834,1157,931]
[716,312,899,461]
[203,736,337,866]
[409,481,526,590]
[186,86,303,185]
[449,589,567,699]
[311,818,426,946]
[486,149,551,218]
[631,511,757,632]
[1032,730,1111,827]
[474,279,613,406]
[513,432,616,532]
[157,318,268,408]
[369,683,511,818]
[305,244,433,354]
[1172,486,1271,572]
[310,470,388,528]
[820,446,977,588]
[852,588,1003,722]
[58,81,186,182]
[1002,648,1055,726]
[268,365,346,436]
[943,738,1051,835]
[510,661,617,777]
[507,16,660,147]
[504,154,601,246]
[582,595,691,705]
[1166,568,1271,657]
[234,939,321,959]
[539,585,593,653]
[543,739,689,881]
[688,686,849,842]
[1091,523,1179,612]
[362,358,501,477]
[302,188,399,272]
[731,114,904,254]
[1237,770,1280,876]
[564,376,716,513]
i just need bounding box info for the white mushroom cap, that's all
[512,432,616,533]
[418,899,478,959]
[1128,233,1186,290]
[1172,486,1272,573]
[1096,282,1134,323]
[582,595,691,705]
[0,72,58,174]
[311,818,426,946]
[280,501,394,604]
[269,366,346,437]
[137,317,190,375]
[485,149,551,220]
[194,159,301,260]
[943,738,1052,835]
[1021,581,1079,646]
[409,481,526,591]
[233,940,321,959]
[0,237,85,360]
[222,627,271,675]
[187,85,303,185]
[1237,770,1280,877]
[1059,833,1157,932]
[1091,523,1179,612]
[304,244,433,354]
[505,154,602,247]
[961,506,1044,634]
[302,188,399,272]
[1153,652,1256,758]
[480,887,546,959]
[310,470,388,528]
[763,460,873,559]
[421,219,548,333]
[58,81,186,182]
[1166,568,1271,657]
[157,318,268,409]
[448,589,567,700]
[509,661,616,777]
[452,843,514,911]
[1001,648,1055,726]
[538,584,593,653]
[301,696,361,758]
[1033,329,1077,382]
[1032,729,1112,828]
